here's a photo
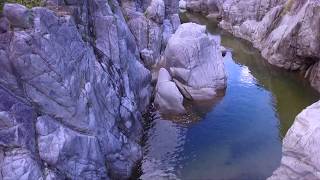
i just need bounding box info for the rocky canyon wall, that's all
[185,0,320,93]
[0,0,180,179]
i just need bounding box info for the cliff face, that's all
[0,0,179,179]
[186,0,320,93]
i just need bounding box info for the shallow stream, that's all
[138,13,320,180]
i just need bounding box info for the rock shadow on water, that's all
[160,88,225,124]
[136,90,225,179]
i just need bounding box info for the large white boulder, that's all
[164,22,226,101]
[154,68,186,114]
[268,101,320,180]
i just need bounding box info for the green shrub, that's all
[1,0,42,12]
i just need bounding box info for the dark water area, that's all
[138,13,320,180]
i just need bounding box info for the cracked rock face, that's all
[0,0,182,178]
[268,101,320,180]
[121,0,181,70]
[0,88,43,180]
[0,0,182,177]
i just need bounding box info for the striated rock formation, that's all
[164,22,226,101]
[185,0,320,93]
[0,0,181,178]
[268,101,320,180]
[121,0,181,69]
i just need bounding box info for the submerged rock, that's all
[268,101,320,180]
[154,68,185,114]
[164,22,226,101]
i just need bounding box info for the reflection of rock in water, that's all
[140,94,224,179]
[140,110,186,180]
[160,89,225,124]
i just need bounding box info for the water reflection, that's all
[176,53,281,179]
[239,66,256,85]
[180,12,320,135]
[140,111,187,180]
[139,12,320,180]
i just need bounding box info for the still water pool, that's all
[138,13,320,180]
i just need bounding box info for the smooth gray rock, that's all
[268,101,320,180]
[164,22,226,101]
[154,68,185,114]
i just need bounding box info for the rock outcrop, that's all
[185,0,223,15]
[121,0,181,69]
[0,0,181,178]
[154,68,185,114]
[268,101,320,180]
[164,22,226,101]
[185,0,320,93]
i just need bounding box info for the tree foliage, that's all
[1,0,42,12]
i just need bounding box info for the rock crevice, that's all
[0,0,182,178]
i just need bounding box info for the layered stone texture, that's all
[0,0,181,178]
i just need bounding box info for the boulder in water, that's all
[164,22,226,101]
[154,68,186,114]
